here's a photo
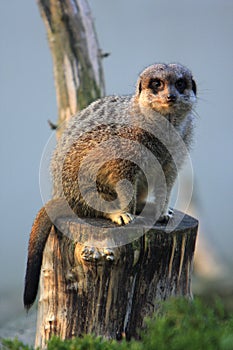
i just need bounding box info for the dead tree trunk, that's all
[35,210,198,348]
[37,0,105,137]
[34,1,198,348]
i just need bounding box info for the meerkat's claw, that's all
[107,212,134,225]
[168,208,174,215]
[157,209,173,223]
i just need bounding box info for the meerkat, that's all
[24,63,197,309]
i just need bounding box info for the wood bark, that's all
[35,210,198,348]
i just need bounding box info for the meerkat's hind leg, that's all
[97,160,137,225]
[103,182,136,225]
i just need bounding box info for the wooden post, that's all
[35,210,198,348]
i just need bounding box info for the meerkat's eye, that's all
[175,78,187,93]
[149,78,164,93]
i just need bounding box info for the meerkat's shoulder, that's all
[77,95,131,117]
[64,95,132,134]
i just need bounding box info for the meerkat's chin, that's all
[151,102,191,117]
[150,103,177,115]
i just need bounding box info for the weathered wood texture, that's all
[35,210,198,348]
[37,0,105,137]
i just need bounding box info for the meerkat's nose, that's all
[166,93,177,103]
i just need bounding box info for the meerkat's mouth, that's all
[166,100,176,106]
[152,102,177,114]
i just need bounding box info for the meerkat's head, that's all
[135,63,197,119]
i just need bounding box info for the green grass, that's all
[2,298,233,350]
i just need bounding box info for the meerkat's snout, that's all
[166,93,177,103]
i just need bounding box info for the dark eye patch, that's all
[175,78,187,93]
[148,78,164,93]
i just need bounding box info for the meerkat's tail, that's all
[23,198,75,310]
[23,205,53,310]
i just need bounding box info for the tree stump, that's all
[35,210,198,348]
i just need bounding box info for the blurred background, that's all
[0,0,233,343]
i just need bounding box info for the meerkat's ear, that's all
[136,78,142,96]
[192,79,197,95]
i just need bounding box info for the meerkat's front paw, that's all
[107,212,134,225]
[157,208,174,223]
